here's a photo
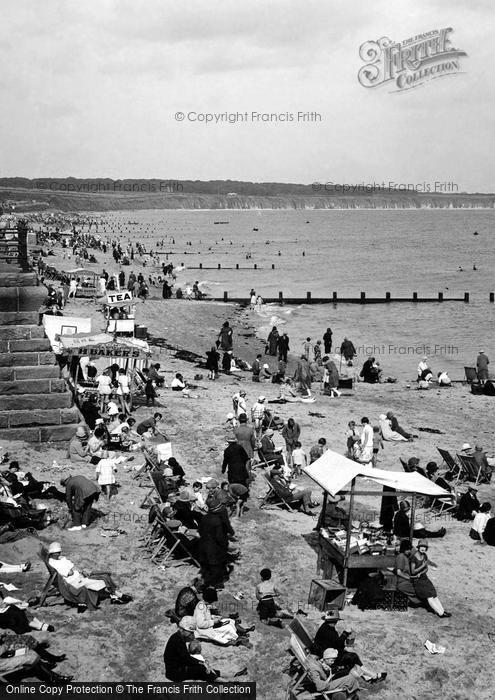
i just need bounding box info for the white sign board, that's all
[106,290,134,305]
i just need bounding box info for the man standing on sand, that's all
[278,333,290,363]
[323,328,333,354]
[60,474,100,531]
[476,351,489,384]
[340,337,356,365]
[251,354,262,382]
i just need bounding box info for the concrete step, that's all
[7,338,52,352]
[0,365,61,381]
[1,324,46,340]
[0,272,38,287]
[0,287,46,312]
[0,311,39,325]
[0,338,52,354]
[0,378,67,395]
[0,393,73,411]
[0,351,55,367]
[0,423,80,443]
[0,407,80,428]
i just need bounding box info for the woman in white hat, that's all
[47,542,132,611]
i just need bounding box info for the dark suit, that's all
[198,511,230,587]
[164,631,217,682]
[64,475,99,527]
[222,443,249,486]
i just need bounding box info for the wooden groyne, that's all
[214,291,473,304]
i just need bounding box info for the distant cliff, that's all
[0,180,494,211]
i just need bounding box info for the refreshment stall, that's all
[99,289,137,337]
[304,451,452,590]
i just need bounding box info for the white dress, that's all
[97,374,112,396]
[116,374,130,396]
[379,416,408,442]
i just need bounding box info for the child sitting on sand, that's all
[255,568,295,629]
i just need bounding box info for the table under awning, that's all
[304,450,453,585]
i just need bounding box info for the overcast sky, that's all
[1,0,492,190]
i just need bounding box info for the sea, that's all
[92,208,495,380]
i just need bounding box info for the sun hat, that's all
[226,412,235,420]
[462,443,471,451]
[205,478,219,490]
[178,616,196,631]
[75,426,87,438]
[263,364,269,369]
[48,542,62,554]
[323,648,339,660]
[240,390,246,396]
[417,539,429,548]
[265,429,274,437]
[258,396,266,402]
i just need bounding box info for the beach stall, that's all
[304,451,453,590]
[65,267,99,298]
[99,289,137,337]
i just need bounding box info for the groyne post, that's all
[413,292,418,301]
[490,292,494,303]
[306,291,311,301]
[332,292,337,301]
[385,291,391,301]
[279,291,283,303]
[360,292,366,303]
[464,292,470,303]
[223,291,228,302]
[438,292,444,302]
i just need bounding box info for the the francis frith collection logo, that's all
[358,28,467,91]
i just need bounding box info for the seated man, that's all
[259,429,285,467]
[393,500,446,538]
[269,465,316,515]
[47,541,132,611]
[456,485,481,521]
[68,426,100,465]
[472,445,494,483]
[164,618,219,682]
[360,357,381,383]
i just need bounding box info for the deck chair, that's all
[133,447,157,481]
[288,618,314,652]
[259,473,302,512]
[287,635,349,699]
[252,446,283,470]
[457,453,490,485]
[149,511,200,567]
[437,448,463,485]
[464,367,477,383]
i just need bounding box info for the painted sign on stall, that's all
[106,290,134,305]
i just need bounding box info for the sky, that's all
[0,0,493,191]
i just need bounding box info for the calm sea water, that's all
[96,209,495,378]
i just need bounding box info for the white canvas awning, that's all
[304,449,452,498]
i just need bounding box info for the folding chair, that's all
[149,511,200,568]
[464,366,477,384]
[252,446,282,470]
[133,447,157,481]
[287,635,348,699]
[437,448,463,485]
[399,458,410,471]
[259,473,302,512]
[288,618,314,651]
[457,453,490,485]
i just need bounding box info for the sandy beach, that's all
[0,233,493,700]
